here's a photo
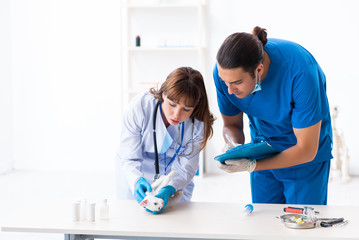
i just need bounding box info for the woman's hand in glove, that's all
[150,185,176,214]
[134,177,152,204]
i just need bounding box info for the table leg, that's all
[65,234,94,240]
[65,234,218,240]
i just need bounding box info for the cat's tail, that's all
[151,170,177,192]
[166,170,176,182]
[158,170,176,188]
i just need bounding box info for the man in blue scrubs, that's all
[214,26,332,205]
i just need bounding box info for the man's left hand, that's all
[217,159,256,173]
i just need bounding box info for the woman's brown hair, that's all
[150,66,215,150]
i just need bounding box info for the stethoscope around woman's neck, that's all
[152,101,194,181]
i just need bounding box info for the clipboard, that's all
[214,141,280,164]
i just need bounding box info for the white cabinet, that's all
[120,0,207,176]
[121,0,206,104]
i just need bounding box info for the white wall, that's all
[2,0,358,174]
[204,0,359,174]
[9,0,122,172]
[0,0,14,174]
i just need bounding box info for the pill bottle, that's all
[87,202,96,222]
[72,201,81,221]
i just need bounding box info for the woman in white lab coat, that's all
[116,67,214,213]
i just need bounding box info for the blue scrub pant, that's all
[250,160,331,205]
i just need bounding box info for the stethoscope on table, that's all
[153,101,194,181]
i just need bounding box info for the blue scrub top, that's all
[214,38,333,165]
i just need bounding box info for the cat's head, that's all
[140,195,164,212]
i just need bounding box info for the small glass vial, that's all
[100,199,109,220]
[304,206,316,222]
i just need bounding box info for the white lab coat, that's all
[115,92,204,201]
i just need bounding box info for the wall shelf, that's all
[127,3,205,9]
[127,46,203,51]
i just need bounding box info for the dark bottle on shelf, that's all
[136,35,141,47]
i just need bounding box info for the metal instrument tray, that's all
[280,214,318,229]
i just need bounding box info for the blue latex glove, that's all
[134,177,152,204]
[150,185,176,214]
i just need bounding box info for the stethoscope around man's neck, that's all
[152,101,194,181]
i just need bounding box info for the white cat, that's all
[139,170,182,212]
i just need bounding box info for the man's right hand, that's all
[222,142,240,152]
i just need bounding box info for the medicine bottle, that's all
[136,35,141,47]
[87,202,96,222]
[100,199,109,220]
[72,201,81,221]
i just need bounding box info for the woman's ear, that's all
[257,63,264,77]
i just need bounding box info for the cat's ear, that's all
[140,199,148,207]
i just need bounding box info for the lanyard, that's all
[164,122,184,174]
[153,102,161,181]
[153,101,192,181]
[153,101,184,180]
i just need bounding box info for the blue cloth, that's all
[213,38,333,204]
[250,160,330,204]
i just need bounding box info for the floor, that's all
[0,169,358,240]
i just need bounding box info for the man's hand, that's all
[222,142,240,152]
[217,159,257,173]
